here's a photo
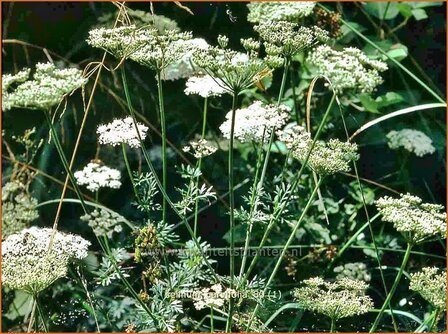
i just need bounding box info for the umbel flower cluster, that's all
[2,180,39,239]
[193,283,234,310]
[2,227,90,294]
[193,35,279,93]
[80,208,125,238]
[307,45,388,94]
[278,125,359,175]
[333,262,372,282]
[247,1,316,23]
[184,74,227,98]
[2,62,87,111]
[387,128,436,157]
[88,24,197,72]
[293,277,373,321]
[376,193,446,244]
[219,101,290,144]
[409,267,447,310]
[183,139,218,159]
[74,162,122,192]
[254,21,329,59]
[97,116,148,148]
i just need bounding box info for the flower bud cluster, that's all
[293,276,373,320]
[278,125,359,175]
[387,129,435,157]
[2,62,87,111]
[376,193,446,244]
[247,2,316,23]
[307,45,388,94]
[2,227,90,294]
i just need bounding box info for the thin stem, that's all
[225,91,239,332]
[193,97,208,237]
[246,178,324,330]
[428,307,441,332]
[330,318,336,333]
[120,66,220,282]
[369,242,413,332]
[34,295,48,332]
[156,71,168,224]
[210,307,215,333]
[289,63,300,124]
[121,143,140,203]
[243,94,335,282]
[27,299,37,333]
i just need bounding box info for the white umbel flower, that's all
[97,117,148,148]
[74,162,122,192]
[307,45,387,94]
[294,277,373,321]
[376,193,446,244]
[184,75,227,98]
[219,101,290,144]
[193,283,228,310]
[2,62,87,111]
[183,139,218,158]
[161,38,210,81]
[2,227,90,294]
[247,2,316,23]
[410,267,446,310]
[277,125,359,175]
[387,129,435,157]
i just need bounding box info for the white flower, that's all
[184,75,227,98]
[247,2,316,23]
[193,283,228,310]
[387,129,435,157]
[277,125,359,175]
[80,208,125,238]
[74,162,121,192]
[307,45,387,94]
[376,193,446,244]
[294,277,373,320]
[161,38,210,81]
[97,117,148,148]
[183,139,218,158]
[219,101,290,144]
[2,180,39,239]
[410,267,446,310]
[2,62,87,111]
[333,262,371,282]
[2,227,90,294]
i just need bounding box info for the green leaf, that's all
[363,2,400,20]
[386,43,408,61]
[375,92,404,108]
[340,21,366,43]
[359,94,380,113]
[411,8,428,21]
[397,3,413,18]
[409,2,443,9]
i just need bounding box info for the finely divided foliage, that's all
[1,1,446,333]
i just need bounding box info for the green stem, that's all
[193,97,208,237]
[238,57,290,285]
[44,111,88,215]
[243,94,335,282]
[210,307,215,333]
[246,178,324,330]
[120,66,220,282]
[34,294,48,332]
[121,143,141,203]
[428,308,441,332]
[369,242,413,332]
[330,318,336,333]
[156,71,168,225]
[225,91,239,332]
